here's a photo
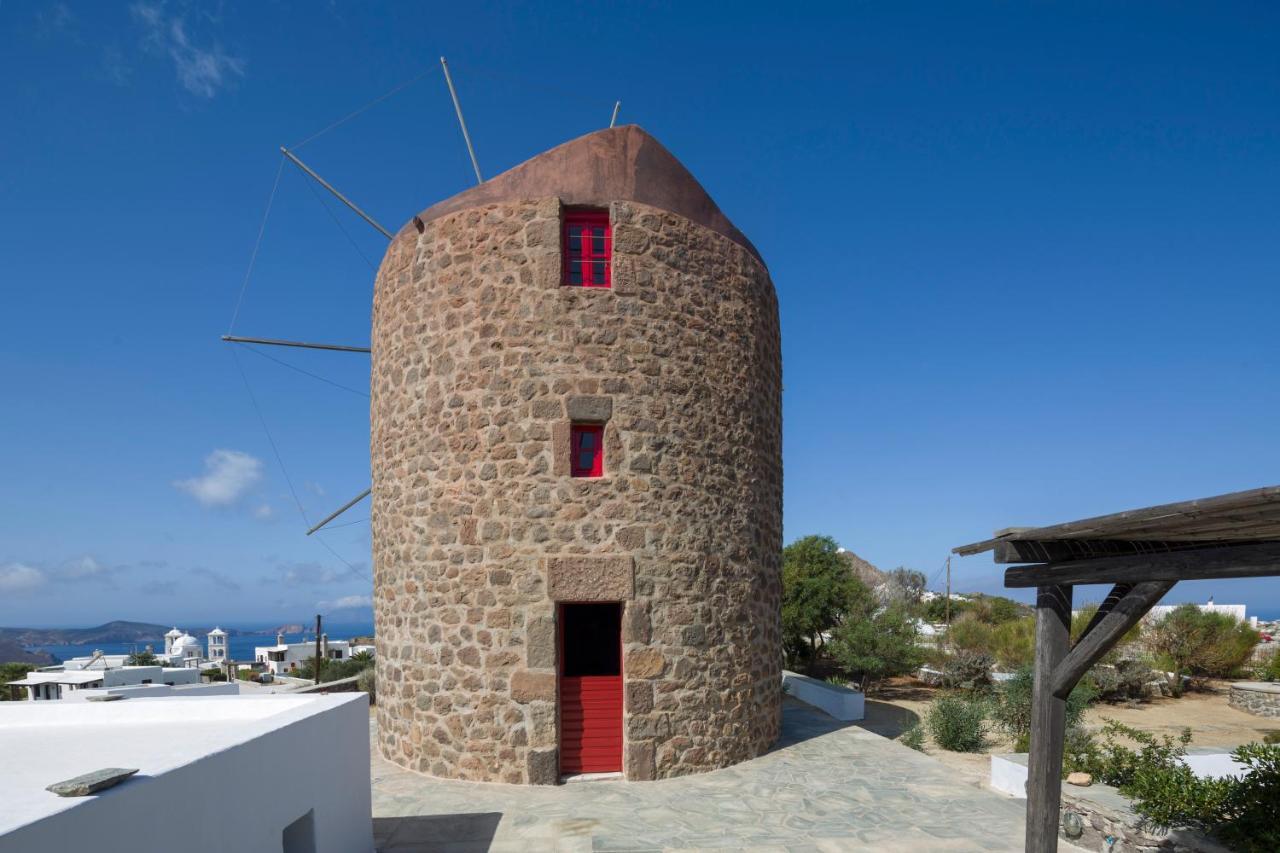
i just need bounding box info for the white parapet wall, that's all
[990,749,1249,799]
[781,670,865,721]
[0,693,372,853]
[63,682,240,702]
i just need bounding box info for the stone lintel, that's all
[545,555,634,602]
[566,395,613,423]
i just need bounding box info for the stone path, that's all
[371,699,1036,852]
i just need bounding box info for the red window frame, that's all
[562,210,612,288]
[570,424,604,478]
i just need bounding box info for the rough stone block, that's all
[566,395,613,423]
[625,680,654,714]
[625,648,665,679]
[622,600,651,644]
[527,747,559,785]
[551,420,572,477]
[626,740,656,781]
[526,615,556,669]
[545,555,634,602]
[510,670,556,703]
[46,768,138,797]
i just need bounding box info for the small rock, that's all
[1066,772,1093,787]
[46,768,138,797]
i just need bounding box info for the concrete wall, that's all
[372,194,782,783]
[782,671,865,721]
[64,682,239,702]
[0,695,371,853]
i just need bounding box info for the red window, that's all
[563,210,611,288]
[570,424,604,477]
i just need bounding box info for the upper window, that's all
[570,424,604,477]
[563,210,611,288]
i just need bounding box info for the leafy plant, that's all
[1148,604,1260,679]
[1088,659,1160,703]
[900,723,924,751]
[200,667,227,682]
[925,695,987,752]
[0,663,36,700]
[990,617,1035,669]
[941,650,993,690]
[946,613,994,654]
[1253,650,1280,682]
[882,567,927,606]
[781,535,871,668]
[126,650,160,666]
[357,667,376,704]
[991,666,1093,751]
[829,602,924,693]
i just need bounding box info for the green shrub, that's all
[0,663,36,700]
[900,723,924,751]
[1089,659,1160,703]
[126,650,160,666]
[941,650,993,690]
[1148,604,1260,679]
[782,535,872,669]
[828,602,924,693]
[990,617,1035,669]
[1253,650,1280,682]
[991,666,1093,750]
[200,667,227,682]
[357,667,376,704]
[946,613,994,654]
[925,695,987,752]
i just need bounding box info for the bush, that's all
[0,663,36,700]
[941,650,993,690]
[126,650,160,666]
[1071,723,1280,852]
[828,602,924,693]
[991,666,1093,751]
[925,695,987,752]
[1089,659,1160,703]
[946,613,994,654]
[900,723,924,751]
[1148,604,1260,679]
[990,617,1035,670]
[357,667,376,704]
[782,535,872,668]
[1253,650,1280,682]
[200,667,227,682]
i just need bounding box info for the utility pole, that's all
[314,614,322,685]
[945,555,952,627]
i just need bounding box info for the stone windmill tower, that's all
[371,125,782,784]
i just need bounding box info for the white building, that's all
[1147,598,1248,624]
[254,634,351,676]
[162,628,204,668]
[207,627,227,662]
[0,694,373,853]
[8,665,200,701]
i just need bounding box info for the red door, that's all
[559,603,623,775]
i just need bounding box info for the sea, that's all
[29,621,375,664]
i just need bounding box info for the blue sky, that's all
[2,1,1278,626]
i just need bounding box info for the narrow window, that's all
[563,210,611,288]
[570,424,604,477]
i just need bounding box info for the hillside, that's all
[0,639,57,665]
[0,620,244,647]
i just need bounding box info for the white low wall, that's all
[782,671,865,721]
[64,683,240,702]
[0,694,372,853]
[990,749,1249,798]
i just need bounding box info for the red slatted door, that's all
[560,674,622,773]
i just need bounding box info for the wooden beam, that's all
[1052,580,1174,698]
[1075,582,1134,642]
[1026,584,1073,853]
[1003,541,1280,587]
[993,539,1215,565]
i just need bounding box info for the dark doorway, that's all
[559,602,623,775]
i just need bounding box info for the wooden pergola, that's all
[953,485,1280,853]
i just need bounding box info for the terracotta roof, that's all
[403,125,763,264]
[954,485,1280,556]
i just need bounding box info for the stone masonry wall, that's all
[371,197,782,783]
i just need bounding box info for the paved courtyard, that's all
[371,698,1044,852]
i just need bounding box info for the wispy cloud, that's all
[0,563,48,594]
[61,556,119,587]
[274,561,364,587]
[130,1,244,98]
[174,449,262,507]
[253,503,275,521]
[192,567,242,592]
[320,594,372,611]
[102,45,132,86]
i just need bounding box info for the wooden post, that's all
[945,555,951,627]
[314,612,322,686]
[1026,583,1072,853]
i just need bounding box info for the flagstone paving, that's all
[371,699,1037,852]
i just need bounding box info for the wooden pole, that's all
[314,614,322,685]
[440,57,482,184]
[945,555,951,627]
[1026,583,1073,852]
[279,146,394,239]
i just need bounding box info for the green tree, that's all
[126,650,160,666]
[1149,604,1260,679]
[781,535,867,668]
[883,567,927,607]
[828,602,924,693]
[0,663,36,700]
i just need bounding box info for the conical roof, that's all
[406,125,762,264]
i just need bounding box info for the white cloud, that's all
[130,1,244,98]
[62,556,116,585]
[174,449,262,507]
[276,561,361,586]
[305,481,326,497]
[0,563,47,594]
[320,595,372,611]
[254,504,275,521]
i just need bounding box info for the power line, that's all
[299,167,379,271]
[291,64,438,151]
[227,155,286,336]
